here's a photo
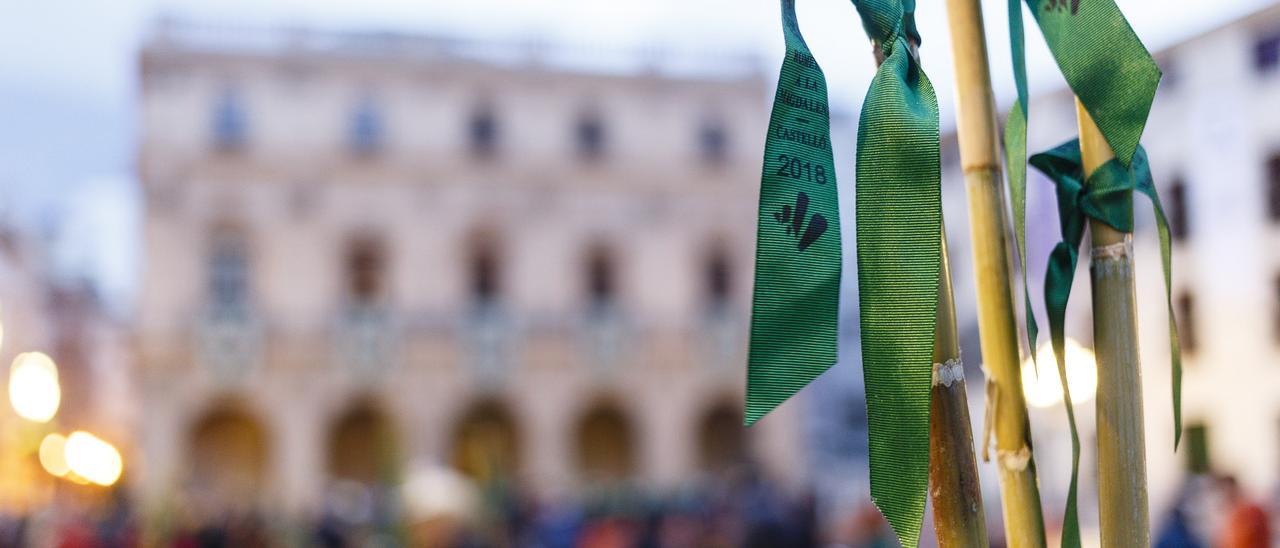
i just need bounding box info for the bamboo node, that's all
[932,357,965,387]
[1090,238,1131,261]
[997,447,1031,472]
[961,162,1000,175]
[1090,236,1134,280]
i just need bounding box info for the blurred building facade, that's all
[133,21,808,521]
[937,1,1280,529]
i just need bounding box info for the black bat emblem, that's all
[773,191,829,252]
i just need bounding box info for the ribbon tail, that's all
[1004,102,1039,361]
[1130,146,1183,449]
[1045,241,1083,548]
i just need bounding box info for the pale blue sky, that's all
[0,0,1271,310]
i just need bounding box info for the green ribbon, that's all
[1004,0,1036,360]
[1030,140,1182,548]
[745,0,841,426]
[1006,1,1173,545]
[852,0,939,544]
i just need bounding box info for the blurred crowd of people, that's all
[0,467,900,547]
[1156,474,1273,548]
[11,471,1275,547]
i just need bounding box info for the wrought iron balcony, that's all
[196,303,264,384]
[333,302,399,381]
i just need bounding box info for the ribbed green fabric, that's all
[1004,0,1037,360]
[1030,140,1182,548]
[852,0,939,544]
[745,0,841,427]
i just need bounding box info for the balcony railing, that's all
[464,301,516,383]
[333,302,399,382]
[698,303,744,372]
[196,303,264,384]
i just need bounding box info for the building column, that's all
[274,391,325,518]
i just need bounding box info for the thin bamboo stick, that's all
[1075,99,1150,547]
[929,225,988,547]
[944,0,1047,544]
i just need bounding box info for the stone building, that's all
[133,22,807,519]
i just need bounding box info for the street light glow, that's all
[8,352,61,422]
[1021,339,1098,409]
[38,433,70,477]
[64,431,123,486]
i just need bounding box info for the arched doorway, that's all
[187,404,269,513]
[574,402,636,481]
[327,401,400,486]
[450,400,521,484]
[696,401,747,473]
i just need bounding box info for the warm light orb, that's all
[39,433,70,477]
[1021,339,1098,409]
[8,352,61,422]
[64,431,123,486]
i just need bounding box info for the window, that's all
[346,237,385,303]
[212,88,247,151]
[469,106,498,159]
[1255,32,1280,73]
[1274,274,1280,344]
[469,236,500,306]
[1169,178,1189,241]
[699,120,728,165]
[1158,57,1180,92]
[1267,154,1280,222]
[349,96,383,155]
[586,245,616,310]
[575,112,605,161]
[209,227,249,308]
[705,246,732,311]
[1177,292,1198,354]
[1184,422,1210,473]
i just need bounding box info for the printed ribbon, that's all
[1030,140,1182,548]
[745,0,841,426]
[852,0,940,544]
[1005,1,1175,545]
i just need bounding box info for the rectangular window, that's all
[1184,423,1210,473]
[1274,274,1280,344]
[1177,292,1197,354]
[350,100,383,155]
[1256,33,1280,73]
[470,109,497,159]
[699,122,728,165]
[1169,180,1189,241]
[576,115,605,161]
[213,89,247,151]
[1267,154,1280,222]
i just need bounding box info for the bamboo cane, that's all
[943,0,1048,544]
[929,224,988,546]
[1075,99,1150,547]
